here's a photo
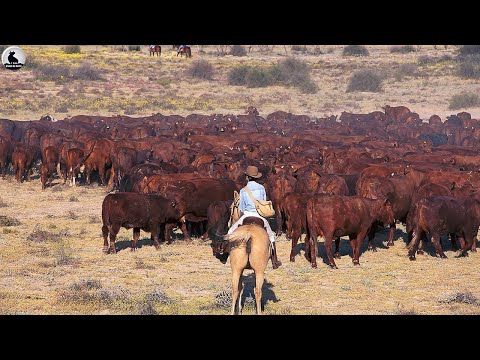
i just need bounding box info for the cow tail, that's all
[74,140,96,171]
[307,197,316,251]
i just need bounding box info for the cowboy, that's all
[227,165,282,269]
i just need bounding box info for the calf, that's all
[408,196,480,260]
[101,192,179,253]
[306,195,394,268]
[40,163,54,189]
[12,145,34,183]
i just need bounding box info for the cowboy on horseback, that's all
[227,165,282,269]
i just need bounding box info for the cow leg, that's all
[132,227,140,251]
[352,232,367,265]
[99,166,107,186]
[289,229,301,262]
[334,237,341,259]
[152,223,161,250]
[102,225,109,253]
[324,235,337,269]
[449,233,459,251]
[106,167,115,192]
[275,206,282,236]
[367,224,377,252]
[457,233,472,257]
[471,237,477,252]
[181,221,191,242]
[408,229,423,260]
[108,223,120,254]
[165,223,175,244]
[386,223,395,247]
[431,234,447,259]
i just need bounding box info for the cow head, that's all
[211,238,230,264]
[378,199,395,226]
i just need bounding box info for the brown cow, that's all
[383,105,411,121]
[0,135,12,178]
[306,195,394,268]
[266,173,297,235]
[12,144,34,183]
[283,192,310,262]
[408,196,480,260]
[206,200,232,241]
[66,148,84,186]
[101,192,179,253]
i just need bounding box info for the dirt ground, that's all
[0,176,479,315]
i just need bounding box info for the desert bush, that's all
[214,288,232,308]
[88,215,101,224]
[449,92,480,110]
[227,65,249,85]
[144,287,172,305]
[291,45,307,52]
[70,279,102,292]
[69,195,79,202]
[230,45,247,57]
[457,59,480,79]
[63,45,81,54]
[157,77,171,87]
[186,60,214,80]
[458,45,480,56]
[245,67,274,87]
[33,64,72,82]
[3,228,16,234]
[67,210,78,220]
[0,216,21,227]
[438,291,478,305]
[395,63,418,81]
[390,45,416,53]
[0,198,7,207]
[138,301,158,315]
[72,62,105,81]
[343,45,369,57]
[54,239,77,266]
[135,257,155,270]
[346,70,383,92]
[27,225,62,242]
[128,45,141,51]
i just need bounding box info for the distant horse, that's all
[177,46,191,58]
[149,45,161,57]
[212,223,271,315]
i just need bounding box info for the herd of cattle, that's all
[1,105,480,268]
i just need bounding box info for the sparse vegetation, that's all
[67,210,78,220]
[458,45,480,56]
[88,215,101,224]
[128,45,141,52]
[0,216,21,226]
[54,239,77,266]
[343,45,369,57]
[27,225,62,242]
[347,70,383,92]
[71,62,105,81]
[186,60,214,80]
[69,196,79,202]
[395,63,418,81]
[457,58,480,79]
[449,92,480,110]
[291,45,307,52]
[230,45,247,57]
[390,45,416,54]
[0,197,8,207]
[438,291,478,305]
[63,45,81,54]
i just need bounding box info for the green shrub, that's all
[347,70,383,92]
[63,45,81,54]
[245,68,274,87]
[457,59,480,79]
[227,65,249,85]
[390,45,416,54]
[458,46,480,56]
[343,45,369,57]
[449,92,480,110]
[186,60,214,80]
[230,45,247,57]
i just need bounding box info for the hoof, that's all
[438,254,447,259]
[290,256,295,262]
[102,246,109,254]
[352,260,360,266]
[416,250,424,255]
[387,241,394,247]
[470,248,477,253]
[328,263,338,269]
[456,251,468,258]
[334,253,341,259]
[311,263,317,269]
[110,247,116,254]
[276,231,282,236]
[409,255,416,261]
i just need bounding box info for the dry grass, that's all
[0,177,480,314]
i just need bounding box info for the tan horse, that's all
[224,224,271,315]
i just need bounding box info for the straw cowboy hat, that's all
[245,165,262,178]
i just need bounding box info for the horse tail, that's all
[225,226,252,252]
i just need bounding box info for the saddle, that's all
[239,216,266,229]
